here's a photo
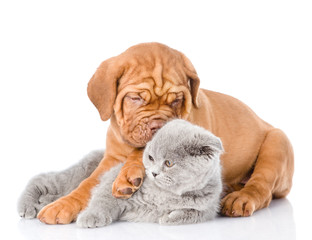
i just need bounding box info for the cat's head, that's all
[143,119,223,195]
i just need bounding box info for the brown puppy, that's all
[38,43,294,224]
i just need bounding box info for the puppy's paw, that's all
[77,210,112,228]
[112,164,145,199]
[159,210,185,225]
[37,196,80,224]
[221,190,256,217]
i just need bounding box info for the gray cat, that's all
[18,120,223,226]
[77,119,223,227]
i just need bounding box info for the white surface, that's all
[1,0,311,239]
[14,199,295,240]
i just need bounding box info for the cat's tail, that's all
[18,149,104,219]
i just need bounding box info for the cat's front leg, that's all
[76,165,123,228]
[18,173,62,219]
[18,150,103,219]
[76,192,121,228]
[159,209,207,225]
[77,209,113,228]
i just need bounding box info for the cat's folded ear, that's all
[184,134,223,159]
[188,145,214,158]
[209,136,223,153]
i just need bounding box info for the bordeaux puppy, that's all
[36,43,294,224]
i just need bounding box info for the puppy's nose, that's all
[152,172,158,178]
[148,119,165,134]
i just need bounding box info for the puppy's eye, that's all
[149,155,154,161]
[170,98,182,107]
[130,96,142,102]
[127,95,146,106]
[164,160,174,167]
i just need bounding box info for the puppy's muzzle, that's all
[148,119,165,135]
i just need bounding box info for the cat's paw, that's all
[18,200,39,219]
[159,210,185,225]
[18,176,61,219]
[77,210,112,228]
[18,193,56,219]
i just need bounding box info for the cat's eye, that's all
[149,155,154,161]
[164,160,174,167]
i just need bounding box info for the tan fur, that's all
[38,43,294,224]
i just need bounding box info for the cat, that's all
[18,119,223,226]
[77,119,223,227]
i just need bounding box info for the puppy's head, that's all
[88,43,200,148]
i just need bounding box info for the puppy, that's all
[36,43,294,224]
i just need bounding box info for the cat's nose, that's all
[152,172,158,178]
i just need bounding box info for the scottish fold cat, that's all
[18,119,223,226]
[77,119,223,227]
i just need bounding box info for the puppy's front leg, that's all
[112,149,145,199]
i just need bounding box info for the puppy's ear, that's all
[180,53,200,108]
[87,57,124,121]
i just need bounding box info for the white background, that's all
[0,1,311,239]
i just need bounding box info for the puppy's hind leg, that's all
[221,129,294,217]
[18,150,104,219]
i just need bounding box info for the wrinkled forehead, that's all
[117,44,189,95]
[116,65,190,106]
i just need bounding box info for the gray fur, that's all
[17,150,103,218]
[77,119,223,227]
